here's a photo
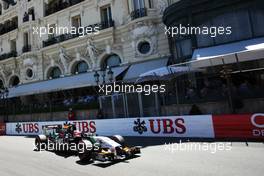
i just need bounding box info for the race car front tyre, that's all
[35,135,47,151]
[112,135,125,146]
[78,139,93,162]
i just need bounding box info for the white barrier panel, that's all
[6,115,214,138]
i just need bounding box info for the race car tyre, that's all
[78,139,93,162]
[35,135,47,151]
[112,135,125,146]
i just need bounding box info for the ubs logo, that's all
[251,114,264,137]
[133,119,147,135]
[15,123,22,134]
[251,114,264,128]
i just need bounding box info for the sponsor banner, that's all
[213,114,264,139]
[6,121,95,136]
[6,115,214,138]
[0,123,6,135]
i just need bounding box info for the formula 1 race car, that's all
[35,123,141,162]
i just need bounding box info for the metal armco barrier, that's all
[5,116,214,138]
[4,114,264,140]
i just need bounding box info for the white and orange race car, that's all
[35,124,141,162]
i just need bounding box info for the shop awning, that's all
[123,57,169,82]
[191,37,264,68]
[8,66,128,98]
[139,66,198,77]
[136,65,203,82]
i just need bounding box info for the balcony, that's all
[23,14,35,22]
[23,14,29,22]
[90,20,115,30]
[43,20,115,47]
[130,8,147,20]
[0,20,18,36]
[22,45,31,53]
[43,34,74,47]
[0,51,17,61]
[45,0,84,17]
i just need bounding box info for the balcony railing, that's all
[131,8,147,20]
[43,34,74,47]
[22,45,31,53]
[0,21,18,35]
[45,0,84,16]
[43,20,115,47]
[0,51,17,61]
[92,20,115,30]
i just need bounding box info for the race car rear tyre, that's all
[78,139,93,162]
[112,135,125,146]
[35,135,47,151]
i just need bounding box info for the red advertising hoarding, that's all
[213,114,264,139]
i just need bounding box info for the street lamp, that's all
[0,87,9,122]
[0,90,3,99]
[4,88,9,99]
[4,88,9,122]
[101,70,106,84]
[94,71,100,85]
[93,67,114,85]
[0,90,3,112]
[220,65,234,113]
[107,67,114,82]
[93,67,115,119]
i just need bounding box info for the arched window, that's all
[10,76,20,87]
[74,61,88,74]
[102,54,121,69]
[49,67,62,79]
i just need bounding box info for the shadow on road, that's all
[76,155,140,168]
[76,160,94,165]
[124,137,264,148]
[33,146,141,167]
[53,150,77,159]
[31,136,263,168]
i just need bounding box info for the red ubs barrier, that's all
[0,123,6,135]
[213,114,264,139]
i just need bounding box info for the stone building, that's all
[0,0,171,121]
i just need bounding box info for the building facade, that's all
[0,0,170,88]
[162,0,264,114]
[0,0,172,121]
[0,0,173,121]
